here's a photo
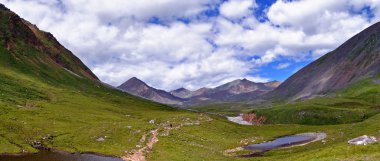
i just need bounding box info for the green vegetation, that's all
[348,33,380,61]
[255,97,378,125]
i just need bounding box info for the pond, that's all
[241,133,326,157]
[0,150,123,161]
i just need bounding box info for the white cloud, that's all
[274,63,290,70]
[1,0,379,90]
[215,0,377,68]
[219,0,256,19]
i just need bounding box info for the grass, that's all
[149,113,380,160]
[254,97,378,125]
[0,67,188,156]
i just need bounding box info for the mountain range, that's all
[118,77,281,105]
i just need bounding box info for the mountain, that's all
[170,87,212,99]
[120,78,280,106]
[170,79,281,105]
[267,22,380,101]
[212,79,280,95]
[170,87,193,98]
[118,77,184,105]
[188,79,280,104]
[0,4,98,82]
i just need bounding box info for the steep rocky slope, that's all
[267,22,380,100]
[0,4,98,81]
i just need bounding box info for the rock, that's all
[348,135,377,145]
[96,137,105,142]
[227,115,252,125]
[32,141,50,150]
[32,141,43,149]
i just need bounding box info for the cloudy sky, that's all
[1,0,380,90]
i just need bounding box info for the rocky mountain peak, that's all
[118,77,183,105]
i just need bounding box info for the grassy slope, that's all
[0,62,198,155]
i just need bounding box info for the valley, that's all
[0,2,380,161]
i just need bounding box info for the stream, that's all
[0,150,123,161]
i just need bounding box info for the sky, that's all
[1,0,380,91]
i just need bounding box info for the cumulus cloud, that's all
[216,0,378,69]
[1,0,379,90]
[219,0,257,20]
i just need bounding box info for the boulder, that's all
[348,135,377,145]
[96,137,105,142]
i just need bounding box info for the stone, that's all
[348,135,377,145]
[96,137,105,142]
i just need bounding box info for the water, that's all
[245,134,317,151]
[0,150,123,161]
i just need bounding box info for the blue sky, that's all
[1,0,380,90]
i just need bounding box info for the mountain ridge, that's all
[119,77,281,105]
[266,21,380,101]
[0,4,98,82]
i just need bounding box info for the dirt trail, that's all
[123,130,159,161]
[123,114,213,161]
